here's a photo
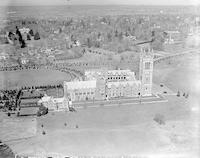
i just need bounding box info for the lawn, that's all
[0,68,72,90]
[7,95,199,157]
[153,53,200,97]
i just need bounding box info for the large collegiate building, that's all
[64,44,154,102]
[38,44,154,110]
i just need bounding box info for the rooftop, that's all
[64,80,97,90]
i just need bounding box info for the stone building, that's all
[37,44,153,111]
[63,44,153,101]
[64,80,97,101]
[64,69,144,101]
[85,69,136,82]
[139,44,154,96]
[107,80,141,98]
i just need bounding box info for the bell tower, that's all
[139,43,154,96]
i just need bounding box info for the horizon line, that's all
[0,4,199,7]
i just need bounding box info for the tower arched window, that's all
[145,62,151,69]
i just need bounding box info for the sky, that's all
[1,0,200,6]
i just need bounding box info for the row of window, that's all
[67,92,95,96]
[108,90,138,95]
[107,85,139,90]
[108,92,139,97]
[107,76,126,80]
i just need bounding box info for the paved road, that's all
[73,94,168,109]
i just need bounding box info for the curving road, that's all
[153,48,200,64]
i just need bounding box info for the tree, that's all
[125,31,129,37]
[71,35,75,41]
[97,32,101,39]
[115,30,118,37]
[16,26,22,42]
[154,114,165,125]
[107,32,112,42]
[29,29,34,36]
[27,34,31,40]
[42,131,46,135]
[117,46,123,53]
[21,39,26,48]
[95,41,100,48]
[86,37,92,48]
[59,27,62,34]
[118,32,123,41]
[34,32,40,40]
[177,90,180,97]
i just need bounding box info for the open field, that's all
[0,68,72,90]
[153,53,200,97]
[0,117,37,142]
[7,95,199,157]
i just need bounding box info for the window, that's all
[145,74,150,83]
[145,62,151,69]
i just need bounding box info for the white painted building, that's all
[38,94,69,111]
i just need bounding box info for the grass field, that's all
[153,53,200,97]
[0,68,72,90]
[7,95,199,157]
